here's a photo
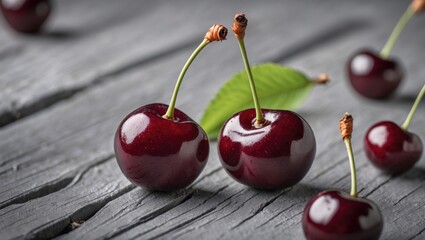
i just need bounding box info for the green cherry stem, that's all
[163,39,209,119]
[233,13,265,127]
[401,84,425,130]
[345,138,357,197]
[163,25,227,120]
[380,5,415,59]
[340,113,357,197]
[237,38,265,125]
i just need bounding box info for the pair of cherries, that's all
[348,0,424,174]
[1,1,317,192]
[0,0,51,33]
[302,83,425,240]
[305,80,425,240]
[303,94,423,239]
[114,14,317,191]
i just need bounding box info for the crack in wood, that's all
[393,185,423,206]
[170,194,232,240]
[200,184,230,205]
[127,173,233,238]
[161,188,241,239]
[141,185,231,236]
[272,210,304,229]
[364,176,394,198]
[209,189,256,223]
[133,175,231,235]
[0,154,114,210]
[0,162,21,175]
[388,202,425,224]
[141,206,216,240]
[0,87,85,128]
[256,202,300,229]
[408,225,425,240]
[230,189,289,230]
[55,168,232,239]
[26,184,135,239]
[65,154,115,188]
[104,191,194,239]
[135,192,154,208]
[0,176,74,210]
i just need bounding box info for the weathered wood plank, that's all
[0,0,223,126]
[0,159,134,239]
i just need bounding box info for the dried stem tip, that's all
[340,113,353,140]
[232,13,248,39]
[312,73,330,84]
[412,0,425,13]
[205,24,228,42]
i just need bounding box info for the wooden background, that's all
[0,0,424,239]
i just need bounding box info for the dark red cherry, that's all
[217,109,316,190]
[347,49,402,99]
[0,0,51,33]
[114,103,209,191]
[113,25,226,191]
[302,190,383,240]
[217,14,315,189]
[303,113,383,240]
[364,121,423,174]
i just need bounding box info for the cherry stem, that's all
[236,38,265,126]
[340,113,357,197]
[233,14,264,126]
[164,24,227,119]
[344,139,357,197]
[163,39,210,120]
[401,84,425,130]
[311,73,330,85]
[380,6,415,59]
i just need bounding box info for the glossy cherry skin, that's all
[0,0,51,33]
[302,190,383,240]
[364,121,423,174]
[217,109,316,190]
[114,103,209,191]
[347,49,403,99]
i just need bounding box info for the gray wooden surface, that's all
[0,0,424,239]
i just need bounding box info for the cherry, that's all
[219,109,316,189]
[114,25,227,191]
[364,84,425,174]
[302,113,383,240]
[347,0,425,99]
[217,14,316,190]
[347,50,402,99]
[0,0,51,33]
[303,190,383,240]
[114,103,210,191]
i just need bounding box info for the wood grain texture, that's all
[0,0,424,239]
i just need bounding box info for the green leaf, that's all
[201,63,316,140]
